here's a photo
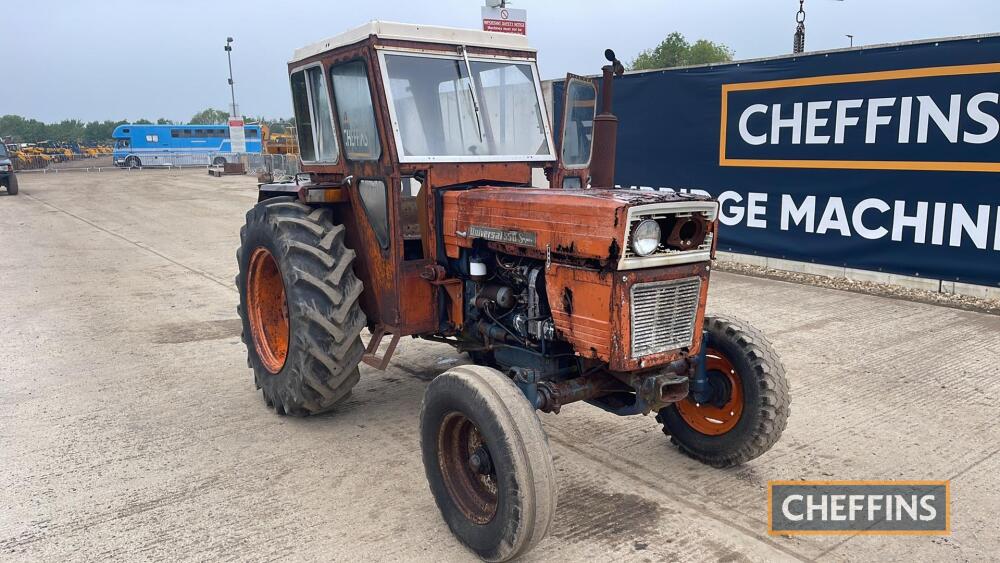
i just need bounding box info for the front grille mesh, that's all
[630,277,702,357]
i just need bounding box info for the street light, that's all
[224,37,238,117]
[846,34,854,47]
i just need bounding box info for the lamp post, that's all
[846,34,854,47]
[225,37,238,117]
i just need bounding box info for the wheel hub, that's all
[469,445,494,475]
[246,247,289,374]
[676,348,744,435]
[437,412,499,525]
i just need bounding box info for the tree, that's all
[630,32,734,71]
[156,118,174,125]
[189,108,230,125]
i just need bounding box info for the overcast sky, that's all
[3,0,998,123]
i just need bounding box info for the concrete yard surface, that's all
[1,169,998,562]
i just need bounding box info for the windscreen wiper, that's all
[458,45,485,143]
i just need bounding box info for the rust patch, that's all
[556,241,577,254]
[562,287,574,315]
[608,238,620,264]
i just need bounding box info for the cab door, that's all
[551,75,598,189]
[327,58,401,334]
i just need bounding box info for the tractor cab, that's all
[262,21,594,341]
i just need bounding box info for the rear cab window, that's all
[290,65,340,163]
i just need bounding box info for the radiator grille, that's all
[630,277,702,357]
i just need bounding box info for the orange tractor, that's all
[236,21,790,561]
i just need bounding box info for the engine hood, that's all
[441,186,714,265]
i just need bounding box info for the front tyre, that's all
[236,197,366,415]
[420,365,557,562]
[6,174,17,195]
[657,315,790,468]
[212,156,227,166]
[125,156,141,168]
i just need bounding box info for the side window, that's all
[561,78,597,168]
[290,66,339,163]
[330,61,382,161]
[358,180,389,249]
[290,71,316,161]
[171,130,180,138]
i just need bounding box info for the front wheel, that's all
[5,175,17,195]
[657,315,790,468]
[125,156,141,168]
[420,365,557,562]
[212,156,227,166]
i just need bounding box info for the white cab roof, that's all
[291,20,534,63]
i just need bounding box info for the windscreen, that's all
[384,54,552,160]
[0,144,7,157]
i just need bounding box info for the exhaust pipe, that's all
[589,49,625,188]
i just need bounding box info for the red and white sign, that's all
[481,6,526,35]
[228,116,246,154]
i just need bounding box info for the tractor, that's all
[235,21,790,562]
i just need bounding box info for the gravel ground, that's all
[715,260,1000,315]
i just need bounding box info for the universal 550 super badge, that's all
[719,63,1000,172]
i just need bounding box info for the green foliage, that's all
[630,32,734,71]
[189,108,231,125]
[0,114,127,143]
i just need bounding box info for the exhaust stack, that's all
[590,49,625,188]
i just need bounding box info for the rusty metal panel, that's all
[609,263,710,372]
[544,264,614,361]
[442,187,625,263]
[542,262,711,371]
[399,260,439,334]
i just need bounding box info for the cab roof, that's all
[290,20,535,64]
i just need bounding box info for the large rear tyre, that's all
[420,365,557,562]
[657,315,790,468]
[6,175,17,195]
[236,197,366,415]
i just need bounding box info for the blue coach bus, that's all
[112,123,263,167]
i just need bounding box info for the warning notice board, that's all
[481,7,526,35]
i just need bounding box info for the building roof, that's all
[291,20,534,63]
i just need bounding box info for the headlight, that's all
[0,164,9,171]
[630,219,661,256]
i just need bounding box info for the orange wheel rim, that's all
[247,247,289,374]
[676,348,743,435]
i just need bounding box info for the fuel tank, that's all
[441,186,713,265]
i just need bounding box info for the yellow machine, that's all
[261,124,299,155]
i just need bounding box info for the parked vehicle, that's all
[0,143,18,195]
[235,22,790,561]
[112,123,263,168]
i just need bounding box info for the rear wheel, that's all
[656,315,790,467]
[420,365,557,562]
[213,156,227,166]
[236,197,366,415]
